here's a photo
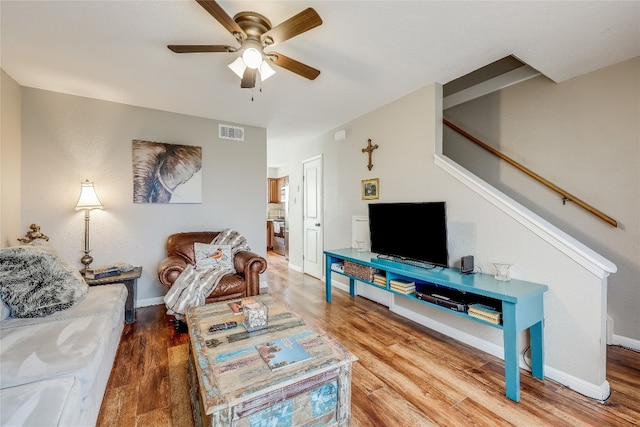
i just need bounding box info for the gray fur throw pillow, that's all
[0,244,88,318]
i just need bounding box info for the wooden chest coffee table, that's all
[185,294,357,426]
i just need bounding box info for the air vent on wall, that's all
[219,124,244,141]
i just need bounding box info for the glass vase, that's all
[493,263,512,281]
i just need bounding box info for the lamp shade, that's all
[75,180,103,211]
[228,57,246,79]
[259,60,276,81]
[228,57,276,82]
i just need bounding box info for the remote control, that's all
[208,321,237,332]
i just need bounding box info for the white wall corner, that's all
[606,315,614,345]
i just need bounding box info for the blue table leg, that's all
[349,278,356,297]
[502,302,520,402]
[530,320,544,379]
[325,254,332,302]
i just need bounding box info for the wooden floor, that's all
[98,252,640,426]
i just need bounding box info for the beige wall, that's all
[0,69,22,247]
[444,57,640,341]
[18,87,267,302]
[275,82,615,398]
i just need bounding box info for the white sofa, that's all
[0,283,127,426]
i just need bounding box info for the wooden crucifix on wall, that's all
[362,138,379,171]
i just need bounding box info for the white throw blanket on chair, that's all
[164,229,250,319]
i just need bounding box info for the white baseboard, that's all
[544,365,611,401]
[288,262,302,273]
[138,296,164,308]
[607,314,640,350]
[611,334,640,351]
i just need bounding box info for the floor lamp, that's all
[75,180,103,273]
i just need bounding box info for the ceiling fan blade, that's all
[168,45,236,53]
[196,0,246,40]
[261,8,322,46]
[267,52,320,80]
[241,68,257,88]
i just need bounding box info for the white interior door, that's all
[302,155,323,279]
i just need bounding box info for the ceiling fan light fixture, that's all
[228,56,246,79]
[229,56,275,83]
[259,61,276,81]
[242,46,263,69]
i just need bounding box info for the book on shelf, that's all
[389,278,415,294]
[85,266,121,279]
[467,310,502,324]
[389,278,415,287]
[227,298,258,315]
[390,286,415,294]
[373,273,386,286]
[468,303,501,318]
[330,262,344,273]
[390,282,415,289]
[256,336,311,371]
[390,283,415,289]
[467,303,502,323]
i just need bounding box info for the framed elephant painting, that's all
[132,140,202,203]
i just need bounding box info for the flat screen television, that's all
[368,202,448,268]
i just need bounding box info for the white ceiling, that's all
[2,1,639,166]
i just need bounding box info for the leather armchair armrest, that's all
[233,251,267,297]
[157,255,189,288]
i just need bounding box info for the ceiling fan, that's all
[168,0,322,89]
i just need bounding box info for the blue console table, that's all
[324,248,548,402]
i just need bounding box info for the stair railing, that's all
[443,118,617,228]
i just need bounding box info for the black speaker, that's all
[461,255,474,274]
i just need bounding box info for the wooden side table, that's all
[84,267,142,324]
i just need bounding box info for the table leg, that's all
[530,320,544,379]
[349,278,356,297]
[502,302,520,402]
[325,254,332,303]
[123,279,136,324]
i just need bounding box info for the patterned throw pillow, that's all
[194,243,235,272]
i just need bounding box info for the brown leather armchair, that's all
[157,231,267,303]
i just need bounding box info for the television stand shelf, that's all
[324,248,548,402]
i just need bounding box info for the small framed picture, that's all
[362,178,379,200]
